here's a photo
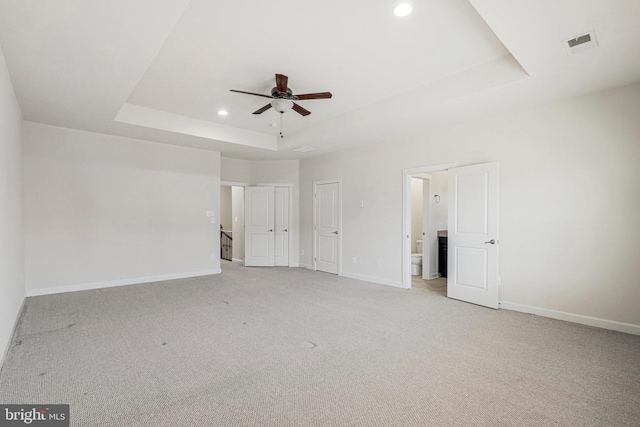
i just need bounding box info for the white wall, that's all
[429,171,448,277]
[250,160,300,267]
[430,171,448,233]
[220,185,232,231]
[221,157,250,184]
[0,44,24,365]
[410,178,423,253]
[300,81,640,328]
[23,122,221,293]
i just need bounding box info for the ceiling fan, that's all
[230,74,332,116]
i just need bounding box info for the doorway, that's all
[403,163,456,289]
[220,182,247,267]
[402,162,500,309]
[411,172,450,281]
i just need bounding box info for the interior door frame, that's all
[257,183,293,267]
[220,181,249,265]
[402,163,457,289]
[312,178,342,274]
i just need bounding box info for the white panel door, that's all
[244,186,275,267]
[274,187,290,266]
[315,182,339,274]
[447,162,499,309]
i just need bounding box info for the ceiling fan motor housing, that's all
[271,87,295,100]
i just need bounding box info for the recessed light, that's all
[218,110,228,116]
[394,3,412,17]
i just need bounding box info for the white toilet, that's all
[411,240,423,276]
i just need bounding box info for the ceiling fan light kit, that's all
[271,99,294,113]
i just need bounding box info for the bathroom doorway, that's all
[403,162,501,309]
[410,173,449,281]
[402,163,455,289]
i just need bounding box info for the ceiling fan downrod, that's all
[279,111,284,139]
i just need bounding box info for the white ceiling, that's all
[1,0,639,160]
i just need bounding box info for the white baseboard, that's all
[340,271,404,289]
[500,301,640,336]
[299,263,314,270]
[289,263,299,268]
[1,295,26,371]
[231,258,244,264]
[26,269,222,297]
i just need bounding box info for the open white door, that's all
[244,186,275,267]
[314,181,340,274]
[447,162,499,309]
[274,187,290,266]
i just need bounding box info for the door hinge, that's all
[314,257,317,262]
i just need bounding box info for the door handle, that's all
[268,229,273,232]
[484,239,496,244]
[283,229,288,232]
[332,231,338,234]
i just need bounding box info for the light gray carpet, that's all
[1,262,639,426]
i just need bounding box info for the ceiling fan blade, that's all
[295,92,333,100]
[292,102,311,116]
[230,89,272,99]
[252,104,273,115]
[276,74,288,93]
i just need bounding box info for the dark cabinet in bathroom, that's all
[438,231,447,278]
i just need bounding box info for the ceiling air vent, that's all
[564,30,598,55]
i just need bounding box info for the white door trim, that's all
[221,181,249,187]
[402,163,457,289]
[313,178,342,274]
